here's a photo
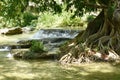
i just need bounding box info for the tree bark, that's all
[59,6,120,64]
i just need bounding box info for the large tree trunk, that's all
[59,6,120,64]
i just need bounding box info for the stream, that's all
[0,29,120,80]
[1,51,120,80]
[0,29,81,80]
[0,51,91,80]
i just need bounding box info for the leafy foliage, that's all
[36,11,87,29]
[0,0,116,28]
[63,0,115,17]
[0,0,62,27]
[37,12,60,28]
[30,41,45,53]
[0,0,28,19]
[22,12,38,27]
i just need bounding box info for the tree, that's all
[1,0,120,63]
[59,0,120,64]
[0,0,61,27]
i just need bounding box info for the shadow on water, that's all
[0,52,120,80]
[0,30,120,80]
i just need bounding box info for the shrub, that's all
[36,11,87,29]
[22,12,38,27]
[36,12,62,29]
[30,41,45,53]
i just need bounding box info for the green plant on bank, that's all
[59,16,84,27]
[36,12,61,29]
[0,12,38,28]
[19,41,46,59]
[30,41,45,53]
[36,11,87,29]
[0,10,95,30]
[21,12,38,27]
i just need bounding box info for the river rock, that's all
[1,27,23,35]
[12,49,56,59]
[22,27,35,33]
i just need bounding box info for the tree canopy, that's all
[0,0,120,63]
[59,0,120,64]
[0,0,62,26]
[0,0,116,20]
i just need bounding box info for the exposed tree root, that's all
[59,43,120,64]
[59,8,120,64]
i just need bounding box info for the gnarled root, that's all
[59,44,120,65]
[59,9,120,64]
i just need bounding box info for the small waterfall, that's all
[0,29,80,59]
[0,46,11,52]
[30,29,80,51]
[32,29,80,39]
[0,46,13,58]
[6,52,13,58]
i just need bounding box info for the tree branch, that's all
[83,2,108,9]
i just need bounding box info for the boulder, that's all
[0,28,8,35]
[1,27,23,35]
[22,27,35,33]
[12,49,56,59]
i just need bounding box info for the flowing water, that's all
[32,29,80,39]
[1,51,120,80]
[1,29,120,80]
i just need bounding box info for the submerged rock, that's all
[13,49,58,60]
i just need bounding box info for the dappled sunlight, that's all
[61,62,115,73]
[59,62,120,80]
[1,51,120,80]
[79,63,114,73]
[0,76,4,80]
[3,72,36,80]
